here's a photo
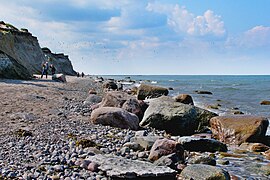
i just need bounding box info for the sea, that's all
[101,75,270,135]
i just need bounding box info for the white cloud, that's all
[147,3,226,37]
[226,25,270,49]
[242,26,270,47]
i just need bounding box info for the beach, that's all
[0,76,270,179]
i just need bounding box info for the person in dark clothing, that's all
[50,64,56,75]
[81,72,85,78]
[41,61,49,78]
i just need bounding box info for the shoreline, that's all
[0,76,269,179]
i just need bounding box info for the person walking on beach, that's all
[50,64,56,75]
[81,72,85,78]
[41,61,49,79]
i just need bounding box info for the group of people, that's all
[77,72,85,78]
[41,61,56,79]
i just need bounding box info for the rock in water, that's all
[178,136,227,152]
[139,96,217,135]
[86,154,177,179]
[137,84,169,100]
[90,107,139,130]
[210,115,269,145]
[179,164,230,180]
[260,100,270,105]
[174,94,194,105]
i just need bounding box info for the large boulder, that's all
[99,91,145,120]
[137,84,169,100]
[210,115,269,145]
[178,136,227,152]
[90,107,139,130]
[139,96,217,135]
[99,91,133,108]
[86,154,177,179]
[179,164,230,180]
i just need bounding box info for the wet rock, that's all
[194,90,213,95]
[137,84,169,100]
[140,96,217,135]
[178,136,227,152]
[90,107,139,130]
[260,100,270,105]
[86,154,177,179]
[174,94,194,105]
[233,110,244,115]
[210,115,269,145]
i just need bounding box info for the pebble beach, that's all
[0,76,270,180]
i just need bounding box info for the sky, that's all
[1,0,270,75]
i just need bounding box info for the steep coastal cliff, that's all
[42,48,77,76]
[0,21,76,79]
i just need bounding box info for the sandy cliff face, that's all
[0,50,31,79]
[0,21,77,79]
[42,48,77,76]
[0,22,46,78]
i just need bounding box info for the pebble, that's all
[0,90,268,180]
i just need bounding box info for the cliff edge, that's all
[0,21,77,79]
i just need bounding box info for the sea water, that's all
[101,75,270,134]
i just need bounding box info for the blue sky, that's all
[1,0,270,75]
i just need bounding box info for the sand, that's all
[0,75,100,136]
